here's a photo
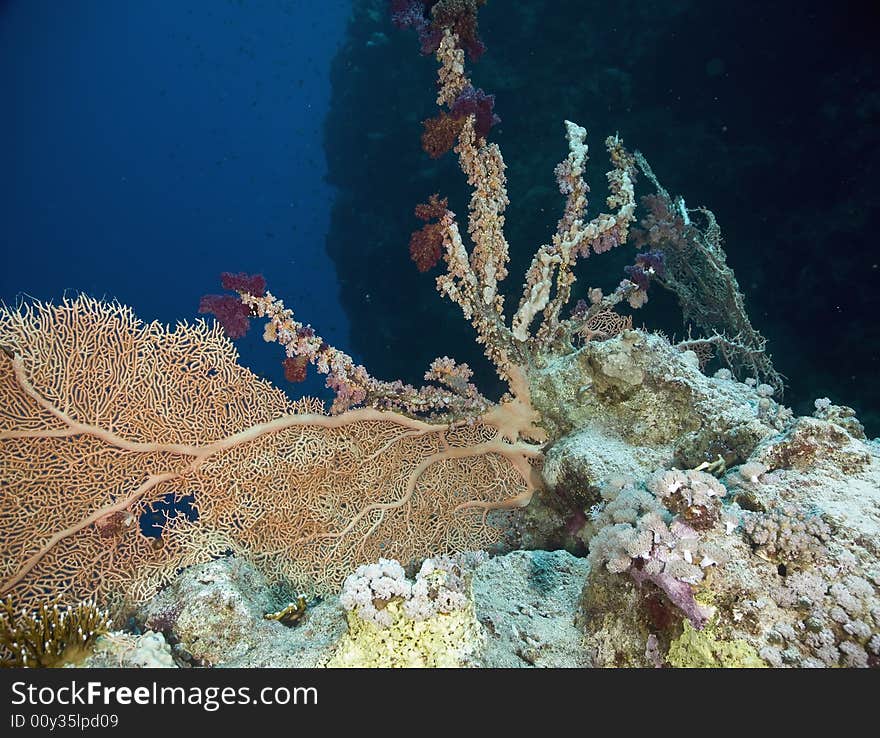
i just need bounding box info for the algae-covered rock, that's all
[103,550,593,668]
[524,330,786,550]
[541,426,671,512]
[520,324,879,668]
[137,557,277,666]
[573,412,880,668]
[579,564,658,668]
[530,331,782,457]
[667,620,766,668]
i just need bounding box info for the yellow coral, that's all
[326,599,482,668]
[667,620,766,668]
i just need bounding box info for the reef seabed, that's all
[62,331,880,669]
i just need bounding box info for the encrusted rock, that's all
[471,550,592,668]
[136,557,344,668]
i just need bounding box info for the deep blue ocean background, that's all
[2,0,878,433]
[0,0,351,400]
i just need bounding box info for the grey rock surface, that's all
[470,549,591,668]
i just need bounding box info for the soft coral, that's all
[390,0,488,61]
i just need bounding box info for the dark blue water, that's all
[0,0,351,399]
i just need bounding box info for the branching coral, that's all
[210,18,665,449]
[394,28,642,387]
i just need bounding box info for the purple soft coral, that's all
[199,271,266,338]
[220,271,267,297]
[450,85,500,139]
[390,0,488,61]
[198,294,252,339]
[630,565,714,630]
[624,249,666,291]
[390,1,443,55]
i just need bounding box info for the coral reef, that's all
[574,375,879,667]
[70,551,592,668]
[0,1,876,670]
[584,474,723,630]
[741,504,831,565]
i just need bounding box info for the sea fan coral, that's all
[0,296,538,613]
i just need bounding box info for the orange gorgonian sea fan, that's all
[0,296,540,613]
